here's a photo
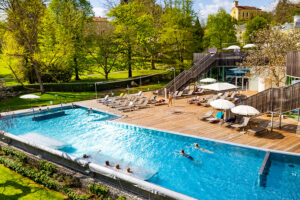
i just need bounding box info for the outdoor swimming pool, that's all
[1,106,300,200]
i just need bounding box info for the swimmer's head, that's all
[115,164,120,169]
[83,154,88,158]
[105,161,110,166]
[127,168,131,173]
[195,143,199,147]
[181,149,184,153]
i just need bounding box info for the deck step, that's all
[258,151,271,187]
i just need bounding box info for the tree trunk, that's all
[151,55,155,70]
[128,46,132,78]
[8,64,24,87]
[33,62,45,94]
[105,57,108,80]
[74,57,80,80]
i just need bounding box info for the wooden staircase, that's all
[159,53,217,94]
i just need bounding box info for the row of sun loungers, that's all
[198,110,270,134]
[98,92,152,112]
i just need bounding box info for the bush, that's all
[64,175,81,187]
[117,196,126,200]
[1,146,27,162]
[39,160,57,175]
[88,184,109,198]
[0,157,58,190]
[62,186,90,200]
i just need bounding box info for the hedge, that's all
[3,72,172,93]
[1,146,27,162]
[88,184,109,198]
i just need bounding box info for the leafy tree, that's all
[192,17,204,53]
[160,0,195,71]
[108,1,154,77]
[85,24,119,80]
[204,8,237,49]
[49,0,94,80]
[242,27,300,87]
[273,0,300,24]
[244,16,268,43]
[0,0,46,93]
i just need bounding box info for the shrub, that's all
[62,186,90,200]
[1,146,27,162]
[39,160,57,175]
[64,175,81,187]
[88,184,109,198]
[117,196,126,200]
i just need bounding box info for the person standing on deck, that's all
[168,92,173,107]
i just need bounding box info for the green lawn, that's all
[0,164,66,200]
[0,82,167,112]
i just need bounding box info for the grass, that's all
[287,112,300,122]
[0,164,66,200]
[0,82,168,112]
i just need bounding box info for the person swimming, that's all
[177,149,194,161]
[115,164,120,170]
[194,143,214,154]
[105,161,110,166]
[82,149,101,159]
[126,168,132,173]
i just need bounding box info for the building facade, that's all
[231,1,262,21]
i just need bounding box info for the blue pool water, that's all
[1,106,300,199]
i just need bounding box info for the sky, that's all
[90,0,299,19]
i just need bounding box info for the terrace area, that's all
[77,91,300,154]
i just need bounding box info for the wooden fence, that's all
[287,51,300,77]
[240,82,300,113]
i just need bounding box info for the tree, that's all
[204,8,237,49]
[273,0,300,24]
[0,0,46,93]
[192,17,204,53]
[85,24,119,80]
[244,16,268,43]
[242,27,300,87]
[49,0,94,80]
[108,1,154,78]
[160,0,195,71]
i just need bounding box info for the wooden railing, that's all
[240,82,300,113]
[159,52,246,95]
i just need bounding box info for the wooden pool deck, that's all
[77,93,300,154]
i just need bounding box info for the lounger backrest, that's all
[242,117,250,126]
[206,110,213,116]
[188,90,193,95]
[173,91,178,96]
[104,95,109,100]
[128,101,133,106]
[177,91,183,96]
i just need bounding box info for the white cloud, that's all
[260,0,279,12]
[198,0,232,19]
[93,7,108,17]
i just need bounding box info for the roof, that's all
[236,6,261,10]
[93,17,108,22]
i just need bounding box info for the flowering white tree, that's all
[242,27,300,87]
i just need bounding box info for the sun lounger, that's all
[103,97,116,105]
[206,111,224,123]
[248,121,269,134]
[194,88,204,95]
[231,117,250,129]
[176,91,184,98]
[136,97,150,109]
[225,92,237,101]
[98,95,109,103]
[183,90,194,97]
[111,100,128,108]
[198,110,214,120]
[173,91,179,97]
[219,92,229,99]
[119,102,135,112]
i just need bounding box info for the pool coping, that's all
[2,104,300,200]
